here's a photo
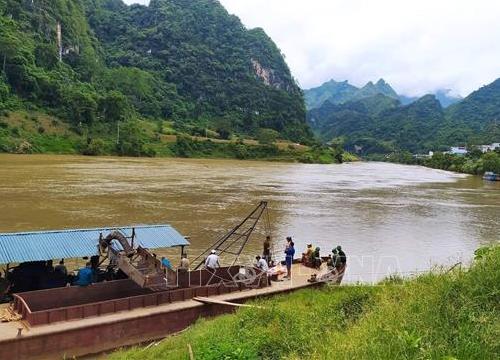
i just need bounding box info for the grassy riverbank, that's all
[374,150,500,176]
[110,246,499,360]
[0,110,355,164]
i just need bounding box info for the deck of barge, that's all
[0,264,327,360]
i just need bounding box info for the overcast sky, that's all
[124,0,500,97]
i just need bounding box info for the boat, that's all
[0,202,331,360]
[483,171,499,181]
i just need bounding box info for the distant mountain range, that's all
[304,79,462,110]
[307,78,500,154]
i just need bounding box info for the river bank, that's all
[372,150,500,177]
[0,110,355,164]
[109,245,499,360]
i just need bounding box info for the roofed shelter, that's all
[0,225,190,265]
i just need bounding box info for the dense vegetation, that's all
[307,78,500,155]
[0,109,349,163]
[0,0,313,158]
[110,245,500,359]
[382,148,500,175]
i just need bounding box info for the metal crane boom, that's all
[192,201,270,270]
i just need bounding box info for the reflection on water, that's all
[0,154,498,283]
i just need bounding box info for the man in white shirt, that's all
[205,250,220,271]
[255,255,269,271]
[255,255,270,286]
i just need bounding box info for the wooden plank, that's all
[192,297,264,309]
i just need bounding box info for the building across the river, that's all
[478,143,500,153]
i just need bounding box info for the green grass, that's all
[0,111,357,164]
[110,246,500,360]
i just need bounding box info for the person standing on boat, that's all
[263,236,272,265]
[205,250,220,271]
[179,254,190,271]
[161,257,172,270]
[336,245,347,284]
[284,241,295,279]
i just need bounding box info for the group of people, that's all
[257,236,348,283]
[185,236,347,284]
[160,254,190,272]
[301,244,322,269]
[319,245,347,283]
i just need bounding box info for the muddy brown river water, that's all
[0,154,498,283]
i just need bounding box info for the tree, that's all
[99,91,131,123]
[116,120,150,157]
[482,152,500,173]
[0,77,9,105]
[257,128,279,144]
[62,86,98,125]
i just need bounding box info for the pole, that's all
[116,122,120,144]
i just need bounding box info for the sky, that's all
[124,0,500,97]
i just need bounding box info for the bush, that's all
[116,120,152,157]
[257,128,279,144]
[81,138,108,156]
[174,135,194,157]
[234,144,249,159]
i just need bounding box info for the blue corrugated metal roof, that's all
[0,225,189,264]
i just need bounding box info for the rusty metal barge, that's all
[0,202,325,359]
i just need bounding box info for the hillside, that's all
[0,0,313,151]
[446,78,500,131]
[305,78,461,110]
[304,79,359,109]
[308,78,500,154]
[110,245,500,360]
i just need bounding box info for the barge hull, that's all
[0,264,322,359]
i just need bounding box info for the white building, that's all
[479,143,500,153]
[449,146,468,155]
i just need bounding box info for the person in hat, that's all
[335,245,347,284]
[205,250,220,271]
[301,243,314,266]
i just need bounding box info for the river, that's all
[0,154,498,283]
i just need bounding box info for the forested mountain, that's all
[446,78,500,131]
[352,79,399,102]
[304,79,358,109]
[304,78,398,109]
[306,78,461,110]
[308,79,500,154]
[399,89,462,107]
[0,0,313,143]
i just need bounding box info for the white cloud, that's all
[124,0,500,96]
